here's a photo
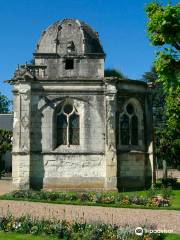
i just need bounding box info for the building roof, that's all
[0,114,13,130]
[36,19,105,56]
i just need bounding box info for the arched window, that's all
[131,115,138,145]
[56,103,79,147]
[120,114,129,145]
[119,103,139,146]
[69,113,79,145]
[57,114,67,145]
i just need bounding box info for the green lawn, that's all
[165,234,180,240]
[0,232,179,240]
[171,190,180,209]
[0,232,58,240]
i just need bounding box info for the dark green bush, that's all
[162,177,177,187]
[177,165,180,171]
[0,129,12,173]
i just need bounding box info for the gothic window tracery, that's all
[120,114,130,145]
[119,102,139,146]
[131,115,138,145]
[56,103,79,147]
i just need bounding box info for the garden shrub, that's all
[7,189,172,208]
[128,195,148,206]
[161,177,177,187]
[177,165,180,171]
[0,215,167,240]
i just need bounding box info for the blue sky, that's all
[0,0,178,100]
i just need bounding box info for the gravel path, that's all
[0,180,13,195]
[0,200,179,233]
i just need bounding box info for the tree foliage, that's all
[146,2,180,47]
[142,66,158,83]
[143,67,166,167]
[146,2,180,49]
[0,129,12,172]
[0,129,12,154]
[146,2,180,89]
[0,92,11,113]
[104,69,125,78]
[0,92,12,172]
[155,49,180,90]
[143,67,166,129]
[146,1,180,167]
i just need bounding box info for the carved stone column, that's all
[104,80,118,191]
[12,81,31,190]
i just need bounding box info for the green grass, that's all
[0,232,58,240]
[171,190,180,209]
[165,233,180,240]
[0,232,179,240]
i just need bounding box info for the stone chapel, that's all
[8,19,155,191]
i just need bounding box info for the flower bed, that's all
[0,215,166,240]
[3,189,172,208]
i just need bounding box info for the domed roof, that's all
[36,19,105,56]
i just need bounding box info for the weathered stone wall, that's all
[29,83,106,190]
[35,58,104,79]
[117,152,146,189]
[11,78,154,191]
[30,92,105,152]
[116,80,154,189]
[12,82,31,189]
[30,154,105,190]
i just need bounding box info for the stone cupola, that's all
[34,19,105,79]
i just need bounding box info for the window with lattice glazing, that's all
[120,103,138,145]
[57,103,79,146]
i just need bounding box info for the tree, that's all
[104,69,125,78]
[142,66,158,83]
[0,129,12,173]
[0,92,11,113]
[146,2,180,89]
[142,67,165,129]
[143,67,166,167]
[146,2,180,168]
[0,92,11,174]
